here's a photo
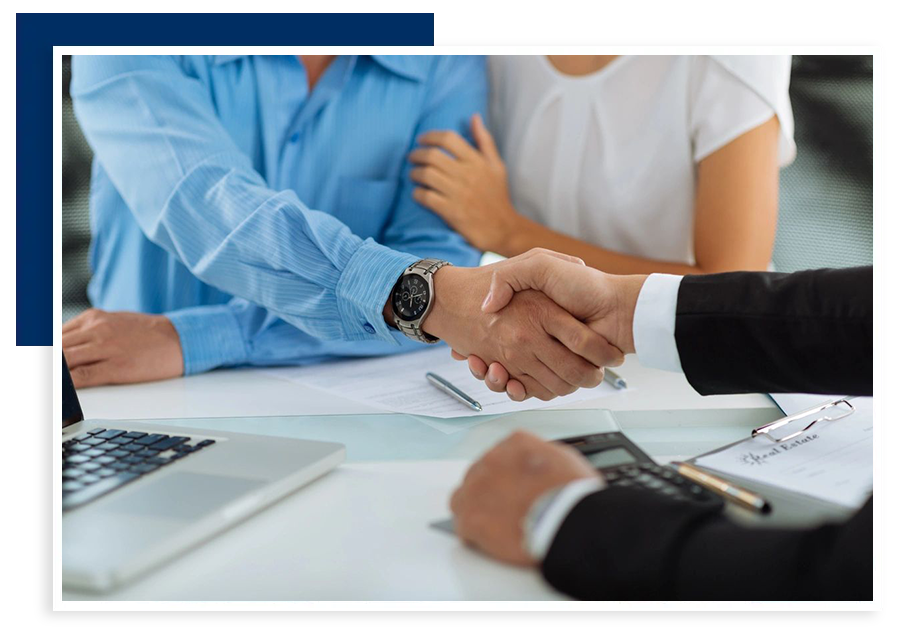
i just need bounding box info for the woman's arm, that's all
[411,115,781,275]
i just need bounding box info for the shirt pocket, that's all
[333,176,400,242]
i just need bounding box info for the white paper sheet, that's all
[695,396,873,508]
[266,346,627,419]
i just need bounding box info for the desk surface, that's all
[65,355,779,601]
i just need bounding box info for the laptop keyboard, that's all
[62,428,215,512]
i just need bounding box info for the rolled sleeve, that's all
[166,305,249,375]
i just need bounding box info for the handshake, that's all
[411,249,648,401]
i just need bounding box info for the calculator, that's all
[557,431,723,506]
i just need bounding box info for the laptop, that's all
[61,353,345,592]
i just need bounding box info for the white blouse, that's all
[488,55,796,265]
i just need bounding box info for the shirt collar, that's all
[369,55,429,82]
[212,55,429,82]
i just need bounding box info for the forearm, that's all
[170,299,425,375]
[501,217,721,276]
[542,488,872,600]
[675,268,874,396]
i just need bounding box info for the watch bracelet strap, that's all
[396,259,450,344]
[411,258,450,276]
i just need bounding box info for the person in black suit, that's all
[449,250,872,600]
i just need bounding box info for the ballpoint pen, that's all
[672,461,771,514]
[426,372,482,412]
[604,368,628,389]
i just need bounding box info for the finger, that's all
[452,511,479,546]
[70,362,115,389]
[525,355,578,399]
[408,147,457,173]
[409,166,456,195]
[467,355,488,380]
[543,312,625,372]
[417,130,478,161]
[412,187,450,215]
[512,373,554,402]
[61,328,96,350]
[450,349,467,361]
[483,362,509,392]
[471,113,502,163]
[535,336,604,389]
[450,487,465,515]
[62,315,85,334]
[64,343,108,369]
[481,252,586,313]
[505,379,527,401]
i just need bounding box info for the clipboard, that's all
[687,398,869,529]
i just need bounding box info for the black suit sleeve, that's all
[542,490,872,600]
[541,267,874,600]
[675,267,872,396]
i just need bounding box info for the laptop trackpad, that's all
[104,471,266,520]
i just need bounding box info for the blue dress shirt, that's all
[71,55,485,374]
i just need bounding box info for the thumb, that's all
[471,113,501,163]
[481,253,554,313]
[481,251,586,314]
[481,269,518,313]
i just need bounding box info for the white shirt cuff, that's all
[525,477,606,561]
[632,274,684,373]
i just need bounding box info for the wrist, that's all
[419,265,466,339]
[609,274,648,354]
[382,298,395,328]
[493,210,533,258]
[524,476,607,562]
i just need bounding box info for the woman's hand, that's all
[410,114,522,253]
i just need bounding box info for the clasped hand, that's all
[424,249,634,401]
[439,249,646,401]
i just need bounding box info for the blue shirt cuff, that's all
[166,305,249,375]
[336,239,418,344]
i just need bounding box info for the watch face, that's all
[392,274,431,322]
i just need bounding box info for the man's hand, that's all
[420,252,625,401]
[62,309,184,388]
[451,430,602,566]
[457,249,647,400]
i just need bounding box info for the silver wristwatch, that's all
[390,258,451,344]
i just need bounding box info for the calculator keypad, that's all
[603,463,719,504]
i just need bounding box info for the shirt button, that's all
[363,322,376,335]
[289,132,300,143]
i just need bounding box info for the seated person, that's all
[451,251,872,599]
[410,55,794,275]
[64,55,490,387]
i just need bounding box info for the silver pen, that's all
[426,372,482,412]
[604,368,628,389]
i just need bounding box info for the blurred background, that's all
[62,55,874,321]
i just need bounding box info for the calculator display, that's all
[584,447,637,469]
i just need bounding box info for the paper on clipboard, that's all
[695,397,873,508]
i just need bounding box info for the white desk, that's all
[64,356,780,601]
